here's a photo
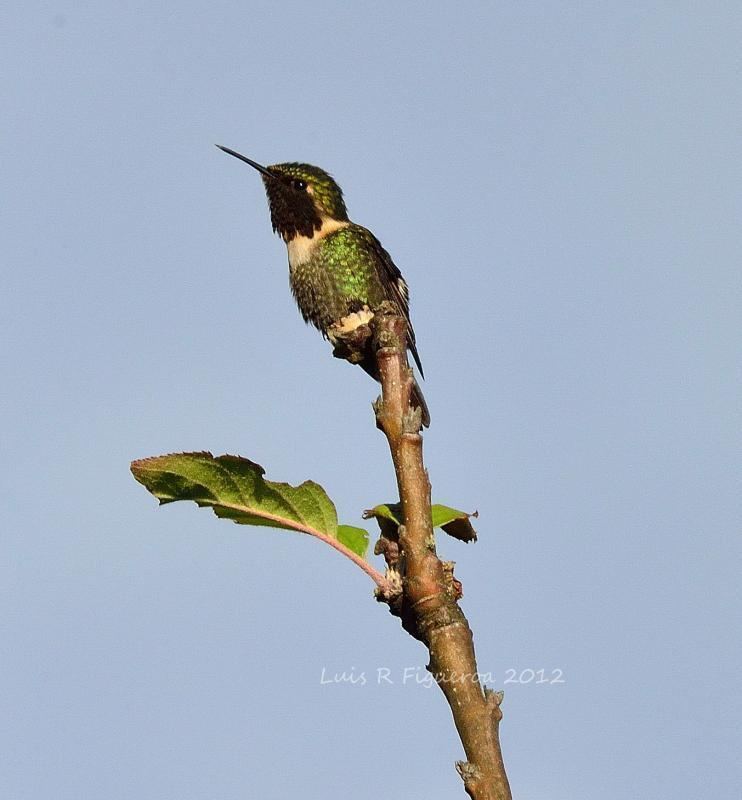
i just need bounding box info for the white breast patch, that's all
[285,218,350,270]
[287,235,316,269]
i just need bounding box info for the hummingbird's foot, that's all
[328,305,374,339]
[329,306,374,366]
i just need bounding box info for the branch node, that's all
[442,560,464,600]
[484,687,505,707]
[484,687,505,723]
[456,761,483,798]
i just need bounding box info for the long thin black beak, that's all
[216,145,275,179]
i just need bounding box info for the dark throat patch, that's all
[263,178,322,241]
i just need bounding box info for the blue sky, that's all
[2,3,740,798]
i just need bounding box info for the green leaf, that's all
[364,502,478,543]
[131,452,369,557]
[363,503,401,524]
[337,525,370,558]
[362,503,402,538]
[430,504,478,543]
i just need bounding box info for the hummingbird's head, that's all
[217,146,348,242]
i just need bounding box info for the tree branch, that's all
[371,303,512,800]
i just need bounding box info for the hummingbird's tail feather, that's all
[412,376,431,429]
[409,338,425,380]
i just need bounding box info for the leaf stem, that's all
[213,501,391,590]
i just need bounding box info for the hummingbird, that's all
[217,145,430,427]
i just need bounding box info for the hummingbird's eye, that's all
[292,179,307,191]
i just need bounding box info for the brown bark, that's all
[371,304,512,800]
